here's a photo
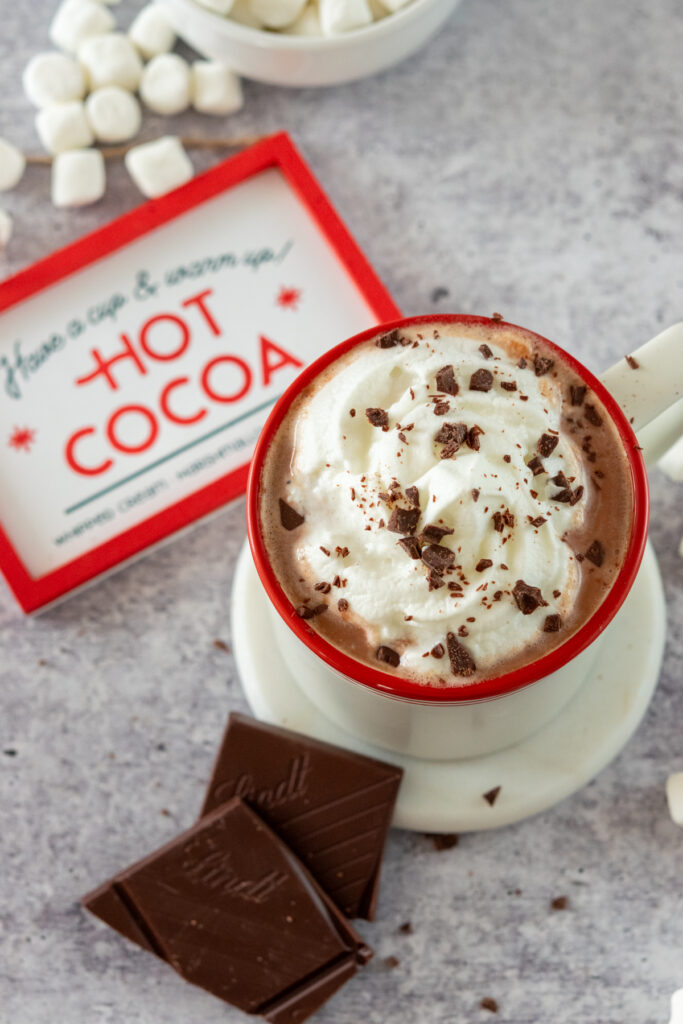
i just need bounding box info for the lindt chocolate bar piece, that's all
[201,714,403,920]
[84,798,372,1023]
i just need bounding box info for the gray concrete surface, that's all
[1,0,682,1021]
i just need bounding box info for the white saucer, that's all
[231,541,666,833]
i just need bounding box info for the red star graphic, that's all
[8,427,36,453]
[276,286,302,311]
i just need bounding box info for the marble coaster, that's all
[231,541,666,833]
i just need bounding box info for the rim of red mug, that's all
[247,314,649,703]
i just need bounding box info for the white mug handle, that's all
[600,322,683,467]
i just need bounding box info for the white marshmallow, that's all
[85,86,142,143]
[669,990,683,1024]
[23,52,87,108]
[51,149,106,207]
[229,0,263,26]
[129,4,176,59]
[194,0,235,14]
[35,101,94,156]
[666,772,683,826]
[125,136,193,198]
[192,61,243,115]
[250,0,306,28]
[50,0,116,54]
[78,33,143,92]
[319,0,372,33]
[139,54,192,115]
[0,209,13,248]
[285,3,322,33]
[0,138,26,191]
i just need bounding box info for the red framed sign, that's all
[0,132,400,612]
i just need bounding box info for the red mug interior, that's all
[247,315,649,703]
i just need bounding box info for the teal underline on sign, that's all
[64,394,282,516]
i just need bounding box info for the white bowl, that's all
[158,0,462,87]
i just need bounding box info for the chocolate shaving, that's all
[533,354,554,377]
[512,579,548,615]
[584,403,603,427]
[472,489,480,502]
[387,507,421,535]
[296,603,327,619]
[469,368,494,392]
[479,344,493,360]
[435,365,459,396]
[430,643,445,659]
[483,786,501,806]
[376,645,400,667]
[279,499,305,531]
[320,546,330,556]
[376,329,401,348]
[405,486,420,508]
[538,433,559,458]
[457,625,468,637]
[335,546,350,557]
[435,421,468,446]
[446,632,476,676]
[349,408,356,417]
[543,614,562,632]
[365,407,389,429]
[476,558,493,572]
[338,598,349,612]
[625,354,639,369]
[433,401,450,416]
[527,456,545,476]
[428,573,445,591]
[500,380,517,391]
[585,540,604,566]
[467,425,485,451]
[314,582,331,593]
[492,511,505,533]
[421,523,454,542]
[422,544,455,573]
[397,536,422,559]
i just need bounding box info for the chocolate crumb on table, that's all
[397,921,414,935]
[551,895,569,911]
[427,833,459,851]
[481,997,499,1013]
[213,639,230,653]
[383,956,400,969]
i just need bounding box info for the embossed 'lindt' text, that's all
[212,753,311,811]
[181,849,288,904]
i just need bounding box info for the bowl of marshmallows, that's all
[158,0,463,87]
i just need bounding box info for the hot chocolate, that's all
[258,319,634,685]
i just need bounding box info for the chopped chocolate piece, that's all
[553,488,573,504]
[492,312,503,321]
[314,582,332,594]
[500,563,508,570]
[518,356,527,369]
[378,492,391,503]
[500,380,517,391]
[422,544,455,573]
[213,639,230,653]
[297,603,327,620]
[527,456,545,476]
[527,516,547,529]
[467,425,485,451]
[472,488,480,502]
[365,407,389,429]
[383,956,400,969]
[492,511,505,533]
[481,997,499,1013]
[569,485,584,506]
[433,401,450,416]
[198,715,402,922]
[552,471,569,488]
[584,403,603,427]
[279,499,305,531]
[553,589,561,599]
[551,896,569,911]
[479,344,493,360]
[503,454,511,463]
[483,786,501,806]
[470,368,494,392]
[476,559,493,572]
[625,354,639,369]
[570,384,587,406]
[512,579,548,615]
[377,646,400,668]
[421,523,454,543]
[376,329,401,348]
[349,408,356,417]
[430,643,445,659]
[84,797,373,1020]
[503,510,515,527]
[533,354,554,377]
[398,921,414,935]
[543,614,562,632]
[405,486,420,508]
[446,632,476,677]
[428,573,446,591]
[397,536,422,560]
[435,365,459,396]
[585,539,605,566]
[457,625,468,637]
[448,581,463,592]
[337,599,349,612]
[333,575,342,587]
[387,507,421,535]
[538,433,559,458]
[428,833,459,851]
[435,421,468,446]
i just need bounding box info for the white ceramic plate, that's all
[231,540,666,832]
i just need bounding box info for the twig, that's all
[25,134,264,165]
